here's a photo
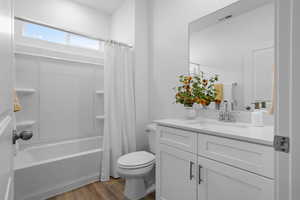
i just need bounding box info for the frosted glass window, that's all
[22,22,101,50]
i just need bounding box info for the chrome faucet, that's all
[218,100,235,122]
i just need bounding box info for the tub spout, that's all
[13,130,33,144]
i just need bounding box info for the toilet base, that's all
[117,152,155,200]
[124,177,146,200]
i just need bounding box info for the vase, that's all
[184,106,197,119]
[201,104,208,109]
[201,101,210,109]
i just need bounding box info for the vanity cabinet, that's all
[197,156,274,200]
[156,126,275,200]
[157,144,197,200]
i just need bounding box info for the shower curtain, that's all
[100,42,136,181]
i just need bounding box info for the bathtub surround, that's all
[101,43,136,181]
[14,52,104,149]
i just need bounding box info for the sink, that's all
[205,121,249,129]
[184,119,249,129]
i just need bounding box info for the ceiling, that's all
[71,0,125,14]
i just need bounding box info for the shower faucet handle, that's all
[13,130,33,144]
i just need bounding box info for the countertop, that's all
[154,118,274,146]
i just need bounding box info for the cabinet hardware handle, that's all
[198,165,203,184]
[190,161,194,180]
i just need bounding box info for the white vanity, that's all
[155,119,274,200]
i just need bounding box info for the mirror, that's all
[189,0,274,111]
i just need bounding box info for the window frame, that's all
[14,20,104,65]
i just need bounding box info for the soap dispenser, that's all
[251,102,264,127]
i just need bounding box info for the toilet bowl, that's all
[117,124,157,200]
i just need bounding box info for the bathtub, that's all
[14,136,103,200]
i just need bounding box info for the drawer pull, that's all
[190,161,194,180]
[198,165,203,184]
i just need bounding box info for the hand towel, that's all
[214,83,224,102]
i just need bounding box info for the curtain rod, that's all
[14,16,133,48]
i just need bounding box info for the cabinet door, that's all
[197,156,274,200]
[156,144,197,200]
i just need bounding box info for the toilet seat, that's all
[118,151,155,169]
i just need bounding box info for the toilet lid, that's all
[118,151,155,169]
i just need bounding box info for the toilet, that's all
[117,124,157,200]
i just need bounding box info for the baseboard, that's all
[22,174,100,200]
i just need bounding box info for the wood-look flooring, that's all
[48,178,155,200]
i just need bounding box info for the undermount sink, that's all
[184,119,250,129]
[204,121,249,128]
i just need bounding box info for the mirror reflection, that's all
[189,1,274,111]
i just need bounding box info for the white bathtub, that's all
[14,136,103,200]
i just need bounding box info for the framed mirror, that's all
[189,0,275,112]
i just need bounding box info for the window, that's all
[69,34,99,50]
[22,22,101,50]
[23,23,67,44]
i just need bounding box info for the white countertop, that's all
[154,118,274,146]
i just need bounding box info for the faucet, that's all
[218,100,235,122]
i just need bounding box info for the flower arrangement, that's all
[174,73,218,107]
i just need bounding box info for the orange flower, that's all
[194,97,201,104]
[215,99,221,104]
[199,99,208,105]
[184,85,190,90]
[202,79,208,86]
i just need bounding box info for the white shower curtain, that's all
[101,42,136,181]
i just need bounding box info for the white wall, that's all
[134,0,150,150]
[14,0,111,39]
[111,0,150,150]
[149,0,240,120]
[111,0,135,44]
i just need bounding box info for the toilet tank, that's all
[146,124,157,154]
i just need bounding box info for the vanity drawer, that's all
[158,126,197,154]
[197,134,274,179]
